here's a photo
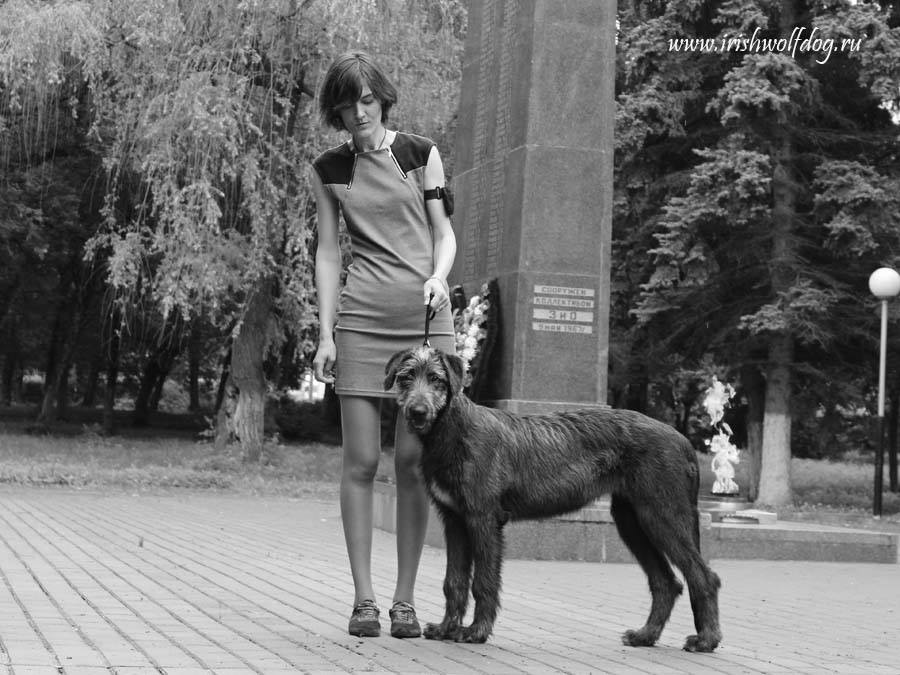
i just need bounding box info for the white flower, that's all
[451,285,493,389]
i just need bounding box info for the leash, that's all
[423,291,436,347]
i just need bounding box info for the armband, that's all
[424,186,454,217]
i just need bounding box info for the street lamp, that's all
[868,267,900,517]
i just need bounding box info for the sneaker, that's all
[389,600,422,638]
[348,599,381,637]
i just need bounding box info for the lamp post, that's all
[868,267,900,517]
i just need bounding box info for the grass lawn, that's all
[1,404,898,530]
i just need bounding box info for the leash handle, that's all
[423,292,436,347]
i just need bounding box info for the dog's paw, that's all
[424,622,458,641]
[683,633,719,653]
[622,628,658,647]
[423,622,444,640]
[455,624,491,644]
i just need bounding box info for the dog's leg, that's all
[611,495,683,648]
[455,514,503,643]
[635,499,722,652]
[424,509,472,641]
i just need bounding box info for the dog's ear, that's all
[439,350,466,397]
[384,349,413,391]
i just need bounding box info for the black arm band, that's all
[424,186,454,217]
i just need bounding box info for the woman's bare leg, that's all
[392,413,429,605]
[339,395,382,604]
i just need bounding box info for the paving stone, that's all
[0,487,898,674]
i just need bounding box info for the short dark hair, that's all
[318,51,398,131]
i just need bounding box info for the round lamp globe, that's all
[868,267,900,300]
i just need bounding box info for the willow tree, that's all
[1,0,464,458]
[617,0,900,506]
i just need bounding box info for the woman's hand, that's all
[424,276,450,314]
[313,337,337,384]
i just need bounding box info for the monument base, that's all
[699,495,777,525]
[373,482,898,563]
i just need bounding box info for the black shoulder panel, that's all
[313,144,354,185]
[391,133,435,174]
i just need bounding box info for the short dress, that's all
[312,132,456,397]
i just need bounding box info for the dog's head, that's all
[384,346,465,434]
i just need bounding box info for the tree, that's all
[616,0,900,506]
[1,0,465,456]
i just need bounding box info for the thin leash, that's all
[423,291,436,347]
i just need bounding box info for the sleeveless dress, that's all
[312,132,455,397]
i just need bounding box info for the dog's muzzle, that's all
[405,401,431,431]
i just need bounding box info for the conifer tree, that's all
[616,0,900,505]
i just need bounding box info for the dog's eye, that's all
[428,373,443,385]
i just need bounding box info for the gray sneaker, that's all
[348,599,380,637]
[389,600,421,638]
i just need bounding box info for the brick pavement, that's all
[0,486,897,674]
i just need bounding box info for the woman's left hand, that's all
[424,276,450,313]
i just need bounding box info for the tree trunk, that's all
[38,253,92,424]
[0,354,13,407]
[229,283,273,463]
[149,351,176,411]
[55,362,71,420]
[81,353,102,407]
[755,36,797,507]
[188,321,202,412]
[102,320,121,435]
[741,363,765,502]
[133,355,161,426]
[1,324,17,406]
[149,371,167,411]
[214,346,232,414]
[757,335,794,506]
[37,300,66,424]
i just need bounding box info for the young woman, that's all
[311,51,456,638]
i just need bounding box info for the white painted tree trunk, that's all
[756,336,794,506]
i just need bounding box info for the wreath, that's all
[451,278,499,401]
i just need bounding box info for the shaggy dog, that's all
[384,346,721,652]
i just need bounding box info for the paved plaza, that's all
[0,486,897,674]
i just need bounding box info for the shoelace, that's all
[391,601,416,622]
[354,600,379,619]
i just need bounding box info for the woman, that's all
[311,51,456,638]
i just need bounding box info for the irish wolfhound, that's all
[384,346,722,652]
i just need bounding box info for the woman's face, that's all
[338,85,383,142]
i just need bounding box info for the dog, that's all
[384,346,721,652]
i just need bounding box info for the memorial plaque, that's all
[450,0,615,413]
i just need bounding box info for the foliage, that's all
[0,0,465,432]
[614,0,900,479]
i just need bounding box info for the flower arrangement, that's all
[453,281,492,389]
[702,376,740,496]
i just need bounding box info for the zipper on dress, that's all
[347,152,358,190]
[386,146,407,180]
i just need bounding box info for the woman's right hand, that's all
[313,338,337,384]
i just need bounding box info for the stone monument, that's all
[449,0,615,413]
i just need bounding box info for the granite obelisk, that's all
[450,1,615,412]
